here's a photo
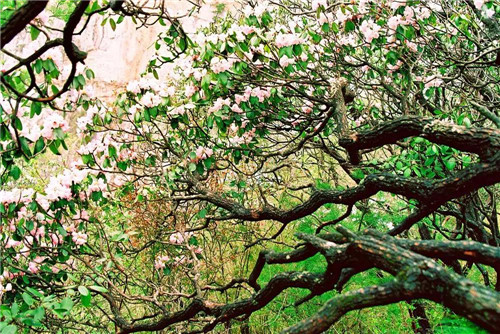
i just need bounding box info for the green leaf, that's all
[198,208,207,218]
[386,51,399,64]
[85,69,95,80]
[77,75,86,87]
[89,285,108,293]
[30,102,42,117]
[178,37,186,50]
[117,161,127,171]
[11,302,19,317]
[196,163,204,175]
[30,26,40,41]
[33,306,45,320]
[109,18,116,31]
[22,292,34,306]
[278,46,293,58]
[48,141,60,155]
[9,165,20,180]
[81,293,91,307]
[52,308,66,318]
[424,157,435,166]
[13,116,22,130]
[2,325,17,334]
[0,124,11,141]
[203,157,213,169]
[26,288,43,298]
[445,157,456,170]
[33,137,45,154]
[34,59,43,74]
[78,286,90,296]
[345,20,355,32]
[217,72,228,86]
[19,137,31,157]
[60,297,73,312]
[53,127,65,140]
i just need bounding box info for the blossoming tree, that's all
[1,0,499,333]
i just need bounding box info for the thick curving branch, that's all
[0,0,49,47]
[62,0,90,64]
[194,149,500,235]
[283,228,500,333]
[339,116,500,164]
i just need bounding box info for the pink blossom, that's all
[231,104,244,114]
[390,0,406,10]
[338,34,356,46]
[387,15,403,30]
[251,87,271,102]
[359,19,381,43]
[334,8,351,24]
[140,92,162,108]
[474,0,485,9]
[50,233,63,246]
[169,231,193,244]
[403,7,414,22]
[169,232,184,244]
[241,25,256,35]
[40,113,69,140]
[235,94,247,104]
[275,33,305,48]
[72,231,88,246]
[5,239,21,249]
[127,81,141,94]
[210,57,235,74]
[405,40,418,52]
[302,106,313,114]
[358,0,370,14]
[208,98,231,114]
[173,255,189,266]
[279,55,295,67]
[254,1,269,16]
[64,224,76,234]
[170,105,185,116]
[185,84,197,98]
[45,177,72,201]
[0,283,13,297]
[319,12,334,25]
[194,147,213,163]
[28,261,40,274]
[415,7,431,20]
[165,86,176,97]
[154,255,170,270]
[34,226,45,241]
[191,246,203,254]
[387,60,403,72]
[88,178,107,193]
